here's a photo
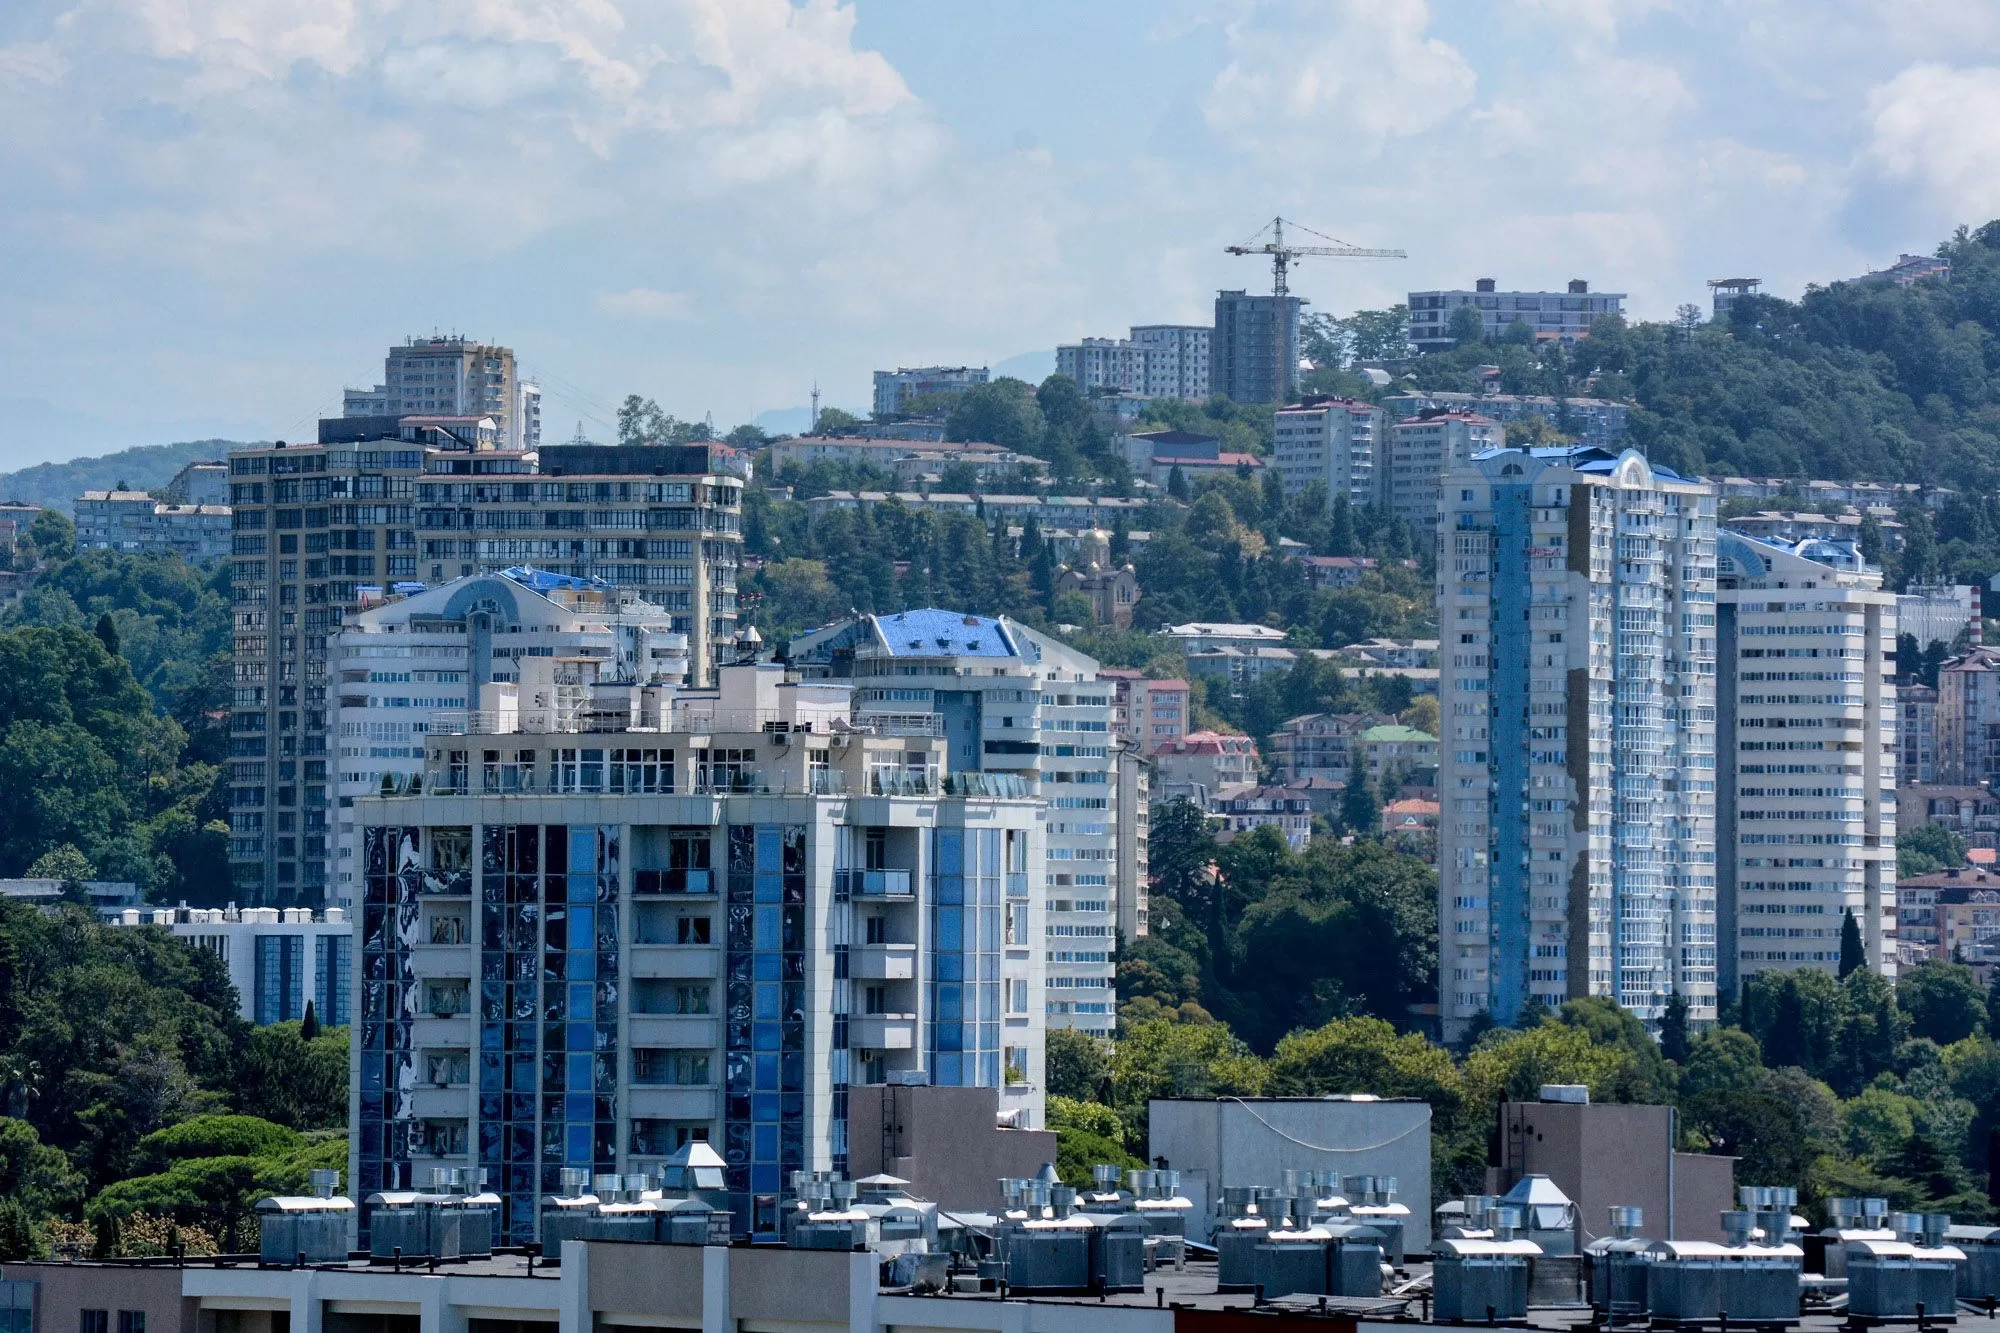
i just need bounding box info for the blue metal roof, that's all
[500,566,614,593]
[871,608,1017,658]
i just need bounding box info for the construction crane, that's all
[1225,216,1405,300]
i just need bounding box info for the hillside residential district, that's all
[14,258,2000,1333]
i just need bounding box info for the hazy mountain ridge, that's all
[0,439,252,512]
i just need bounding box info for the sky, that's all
[2,0,1998,464]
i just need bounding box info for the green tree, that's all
[0,1117,82,1218]
[1660,991,1691,1064]
[1046,1096,1139,1188]
[26,844,93,903]
[1680,1026,1766,1099]
[1682,1090,1813,1185]
[24,510,74,561]
[945,379,1045,453]
[1840,909,1866,978]
[1899,959,1987,1045]
[1167,465,1190,502]
[1109,1016,1267,1144]
[1899,822,1967,878]
[1045,1028,1111,1102]
[1339,768,1379,837]
[1446,304,1486,347]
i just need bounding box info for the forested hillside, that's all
[0,439,241,513]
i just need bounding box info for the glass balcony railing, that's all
[836,869,915,898]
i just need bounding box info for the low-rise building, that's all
[1152,731,1258,805]
[107,903,352,1025]
[1297,555,1377,589]
[1900,584,1980,650]
[1896,784,2000,846]
[1212,783,1314,849]
[1104,674,1189,752]
[1896,867,2000,966]
[767,436,1016,478]
[1336,638,1439,669]
[1724,509,1905,550]
[1267,712,1379,784]
[872,365,987,418]
[1382,797,1440,846]
[803,491,1150,532]
[1711,475,1947,512]
[75,490,231,562]
[1118,430,1263,488]
[1383,390,1631,450]
[1359,724,1440,788]
[1157,622,1290,655]
[1408,277,1626,352]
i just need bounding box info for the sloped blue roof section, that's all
[500,566,614,593]
[871,608,1018,658]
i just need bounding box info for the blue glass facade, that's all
[255,933,304,1025]
[1487,481,1534,1024]
[538,826,620,1202]
[316,932,352,1026]
[359,826,424,1199]
[928,828,1001,1088]
[723,823,807,1229]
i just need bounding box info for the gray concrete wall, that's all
[3,1263,196,1333]
[585,1240,703,1323]
[1146,1099,1432,1248]
[1495,1101,1736,1244]
[847,1084,1057,1212]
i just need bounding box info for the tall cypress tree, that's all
[1839,908,1866,978]
[1660,990,1691,1064]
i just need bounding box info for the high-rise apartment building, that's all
[1437,446,1718,1039]
[1131,325,1212,399]
[1408,279,1626,353]
[349,662,1044,1240]
[1715,533,1898,989]
[1938,646,2000,786]
[1273,398,1381,511]
[1900,683,1938,784]
[344,337,540,451]
[1055,326,1211,401]
[229,423,743,908]
[871,366,988,419]
[1377,412,1502,529]
[1213,291,1303,404]
[789,610,1144,1036]
[331,570,690,898]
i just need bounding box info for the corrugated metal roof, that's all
[870,608,1017,658]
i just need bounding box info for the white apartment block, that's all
[1408,278,1626,352]
[1715,533,1898,989]
[76,490,231,563]
[1377,412,1502,529]
[1438,446,1718,1040]
[110,904,353,1025]
[1273,398,1382,512]
[1131,325,1212,400]
[332,570,689,902]
[871,366,988,419]
[789,610,1142,1038]
[345,337,538,451]
[350,662,1044,1240]
[1055,326,1211,402]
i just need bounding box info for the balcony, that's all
[634,868,714,895]
[851,1013,917,1050]
[837,869,914,899]
[851,942,916,981]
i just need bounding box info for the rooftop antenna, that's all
[810,380,821,434]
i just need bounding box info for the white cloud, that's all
[1202,0,1476,161]
[1863,64,2000,223]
